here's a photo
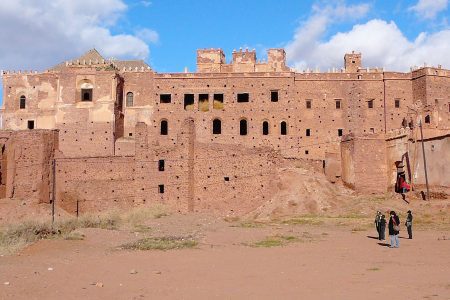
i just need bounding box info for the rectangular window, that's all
[338,129,343,136]
[368,99,374,108]
[158,160,165,171]
[370,128,375,133]
[271,90,279,102]
[27,120,35,129]
[395,99,400,108]
[160,94,171,103]
[198,94,209,112]
[224,176,230,181]
[213,94,224,109]
[305,150,309,155]
[158,184,165,194]
[184,94,194,110]
[81,89,93,101]
[306,99,312,109]
[448,102,450,113]
[335,99,341,109]
[237,93,249,103]
[306,129,311,136]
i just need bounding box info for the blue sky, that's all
[1,0,449,103]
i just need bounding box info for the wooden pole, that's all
[419,120,430,200]
[51,159,56,224]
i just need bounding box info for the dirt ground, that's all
[1,209,450,300]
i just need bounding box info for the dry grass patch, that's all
[121,236,197,251]
[247,235,300,248]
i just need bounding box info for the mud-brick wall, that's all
[55,157,136,214]
[192,143,281,215]
[0,130,59,203]
[341,135,387,193]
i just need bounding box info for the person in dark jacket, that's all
[388,211,400,248]
[374,211,381,235]
[379,214,386,240]
[405,210,413,239]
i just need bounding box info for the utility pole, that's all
[419,119,430,200]
[51,159,56,223]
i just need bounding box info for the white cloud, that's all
[409,0,448,19]
[135,28,159,44]
[286,2,370,68]
[0,0,156,70]
[286,4,450,71]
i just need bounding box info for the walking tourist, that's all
[379,214,386,240]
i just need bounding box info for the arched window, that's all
[240,119,247,136]
[80,82,93,101]
[424,115,431,124]
[160,120,168,135]
[262,121,269,135]
[280,121,287,135]
[126,92,134,107]
[213,119,221,134]
[19,95,26,109]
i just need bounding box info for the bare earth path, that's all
[1,214,449,300]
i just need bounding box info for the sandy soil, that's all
[1,212,449,300]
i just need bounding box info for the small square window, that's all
[306,129,311,136]
[305,150,309,155]
[158,184,165,193]
[395,99,400,108]
[224,176,230,181]
[338,129,343,136]
[368,99,374,108]
[128,132,133,137]
[27,120,35,129]
[271,91,279,102]
[237,93,249,103]
[306,100,312,109]
[160,94,171,103]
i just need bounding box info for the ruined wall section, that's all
[341,134,387,193]
[1,73,58,130]
[0,130,58,204]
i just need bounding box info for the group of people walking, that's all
[374,210,413,248]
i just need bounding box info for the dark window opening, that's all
[262,121,269,135]
[199,94,209,111]
[213,119,221,134]
[237,93,249,103]
[368,99,374,108]
[81,89,93,101]
[305,150,309,155]
[128,133,133,137]
[306,100,312,109]
[19,95,26,109]
[126,92,134,107]
[395,99,400,108]
[27,120,35,129]
[158,184,164,193]
[280,121,287,135]
[160,120,168,135]
[335,100,341,109]
[370,128,375,133]
[184,94,194,110]
[306,128,311,136]
[338,129,343,136]
[425,115,431,124]
[213,94,224,109]
[160,94,171,103]
[271,90,279,102]
[158,160,165,171]
[240,119,248,135]
[224,176,230,181]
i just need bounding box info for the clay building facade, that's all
[0,48,449,212]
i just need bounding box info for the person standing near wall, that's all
[374,211,381,236]
[379,214,386,241]
[405,210,413,239]
[388,211,400,248]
